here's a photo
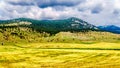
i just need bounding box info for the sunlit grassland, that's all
[0,42,120,68]
[0,21,120,68]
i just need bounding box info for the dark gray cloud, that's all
[91,5,103,14]
[9,2,34,6]
[37,0,84,8]
[113,9,120,15]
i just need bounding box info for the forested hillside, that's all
[0,17,98,34]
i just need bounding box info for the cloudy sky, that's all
[0,0,120,26]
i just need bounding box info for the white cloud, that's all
[0,0,120,26]
[114,0,120,9]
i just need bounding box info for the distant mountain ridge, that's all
[0,17,98,33]
[98,25,120,34]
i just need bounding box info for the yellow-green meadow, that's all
[0,42,120,68]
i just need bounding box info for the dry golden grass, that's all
[0,42,120,68]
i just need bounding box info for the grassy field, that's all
[0,42,120,68]
[0,19,120,68]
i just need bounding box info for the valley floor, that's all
[0,42,120,68]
